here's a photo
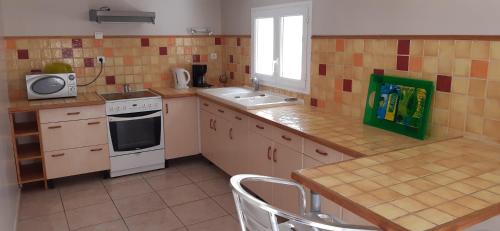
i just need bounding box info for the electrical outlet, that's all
[97,56,106,64]
[209,53,218,60]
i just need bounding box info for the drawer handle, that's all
[88,121,101,125]
[315,149,328,156]
[90,148,103,152]
[48,125,62,129]
[235,116,242,121]
[51,153,65,157]
[281,135,292,141]
[203,103,209,107]
[229,128,233,140]
[273,148,277,162]
[209,119,213,129]
[267,146,272,160]
[67,112,80,116]
[165,104,169,114]
[256,125,265,130]
[213,120,217,131]
[217,109,225,113]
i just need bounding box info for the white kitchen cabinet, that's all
[222,111,248,176]
[245,130,274,203]
[200,109,216,162]
[211,114,230,169]
[164,97,200,160]
[272,142,303,213]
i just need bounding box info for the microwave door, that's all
[30,76,66,95]
[108,110,163,153]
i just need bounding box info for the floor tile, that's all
[171,156,211,171]
[66,202,121,230]
[105,178,153,200]
[140,167,179,179]
[186,215,240,231]
[212,193,237,215]
[179,166,224,183]
[171,198,227,225]
[57,175,105,196]
[157,184,208,206]
[61,187,111,210]
[196,177,231,196]
[146,172,192,190]
[17,212,68,231]
[19,189,64,220]
[75,220,128,231]
[114,192,166,217]
[125,208,184,231]
[102,174,143,186]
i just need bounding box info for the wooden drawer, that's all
[45,144,109,179]
[41,117,108,151]
[213,104,232,120]
[230,111,248,128]
[272,127,303,152]
[248,117,273,138]
[200,98,216,113]
[304,139,342,164]
[40,105,105,123]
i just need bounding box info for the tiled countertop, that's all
[8,93,104,112]
[292,138,500,231]
[150,87,198,99]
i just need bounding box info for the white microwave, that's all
[26,73,77,100]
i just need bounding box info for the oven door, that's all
[107,110,164,157]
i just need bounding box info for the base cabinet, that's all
[244,131,274,203]
[164,97,200,159]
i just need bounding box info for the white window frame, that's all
[251,1,312,94]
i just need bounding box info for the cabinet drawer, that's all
[41,118,108,151]
[200,98,216,113]
[272,127,303,152]
[40,105,105,123]
[213,104,232,120]
[45,144,109,179]
[248,117,273,138]
[304,139,342,164]
[230,111,248,128]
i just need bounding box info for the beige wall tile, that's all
[455,40,471,58]
[471,41,490,60]
[483,119,500,140]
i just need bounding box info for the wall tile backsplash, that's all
[4,36,500,143]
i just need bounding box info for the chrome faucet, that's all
[250,76,260,91]
[123,84,131,93]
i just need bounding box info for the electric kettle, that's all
[173,68,191,89]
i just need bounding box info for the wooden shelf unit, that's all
[9,111,48,189]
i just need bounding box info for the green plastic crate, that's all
[363,74,434,140]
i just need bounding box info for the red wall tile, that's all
[374,69,385,75]
[141,38,150,47]
[436,75,452,92]
[343,79,352,92]
[245,65,250,74]
[237,38,241,46]
[398,40,410,55]
[319,64,327,76]
[397,55,409,71]
[62,48,73,58]
[230,72,234,80]
[215,37,223,45]
[229,55,234,63]
[193,54,201,63]
[310,98,318,107]
[106,76,116,85]
[84,58,94,67]
[159,47,168,55]
[72,38,83,48]
[17,49,29,59]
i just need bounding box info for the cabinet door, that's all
[225,113,248,176]
[211,115,230,170]
[200,110,216,162]
[303,155,342,221]
[272,143,303,214]
[164,97,200,160]
[244,131,273,203]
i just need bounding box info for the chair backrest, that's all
[230,174,380,231]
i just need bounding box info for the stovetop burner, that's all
[100,91,159,101]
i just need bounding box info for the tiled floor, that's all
[17,156,241,231]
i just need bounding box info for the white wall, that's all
[0,0,20,229]
[0,0,222,36]
[221,0,500,35]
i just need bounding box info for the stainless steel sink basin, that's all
[197,87,303,110]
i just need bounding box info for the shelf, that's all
[17,143,42,160]
[19,162,45,184]
[14,122,39,137]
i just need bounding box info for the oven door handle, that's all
[108,110,162,122]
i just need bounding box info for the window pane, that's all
[280,15,303,80]
[255,18,274,76]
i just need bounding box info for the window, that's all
[251,2,312,93]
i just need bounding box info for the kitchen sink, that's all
[197,87,303,110]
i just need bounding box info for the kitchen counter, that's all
[151,87,198,99]
[292,138,500,231]
[8,93,104,112]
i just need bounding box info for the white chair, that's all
[230,174,379,231]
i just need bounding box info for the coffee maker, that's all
[192,64,210,88]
